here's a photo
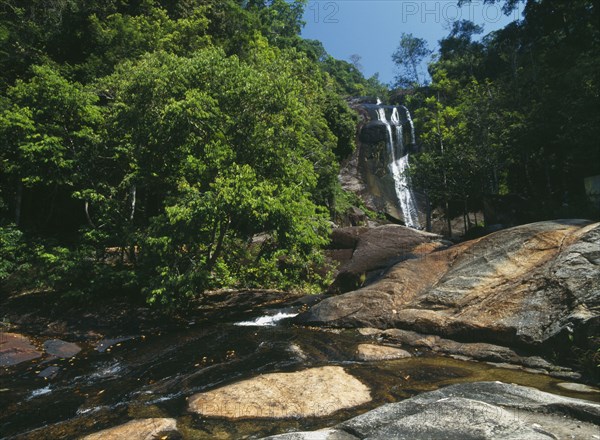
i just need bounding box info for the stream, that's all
[2,307,599,439]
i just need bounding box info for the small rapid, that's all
[234,312,299,327]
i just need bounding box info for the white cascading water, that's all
[375,106,421,229]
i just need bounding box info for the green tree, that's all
[96,43,338,304]
[0,0,387,306]
[392,33,432,88]
[434,20,485,83]
[409,69,464,235]
[408,0,599,231]
[0,64,102,231]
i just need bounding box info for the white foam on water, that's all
[76,406,104,416]
[28,385,52,399]
[89,360,124,379]
[234,312,298,327]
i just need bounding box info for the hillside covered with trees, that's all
[395,0,600,235]
[0,0,386,305]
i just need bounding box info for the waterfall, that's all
[374,105,421,229]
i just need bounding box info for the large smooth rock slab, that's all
[81,418,177,440]
[302,220,600,348]
[355,344,411,361]
[0,333,42,366]
[261,381,600,440]
[188,366,371,418]
[354,397,552,439]
[343,225,443,275]
[330,227,370,250]
[329,225,446,293]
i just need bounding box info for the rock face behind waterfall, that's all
[300,220,600,354]
[340,101,422,226]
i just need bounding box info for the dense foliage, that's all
[394,1,600,234]
[0,0,382,305]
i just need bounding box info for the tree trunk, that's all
[208,219,230,271]
[544,160,553,197]
[412,61,419,86]
[492,166,499,194]
[85,201,96,228]
[524,155,536,196]
[129,184,136,222]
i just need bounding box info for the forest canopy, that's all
[0,0,384,304]
[392,1,600,234]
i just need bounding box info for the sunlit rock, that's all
[188,366,371,418]
[81,418,177,440]
[328,224,446,293]
[556,382,600,394]
[355,344,411,361]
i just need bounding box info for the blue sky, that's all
[301,1,523,85]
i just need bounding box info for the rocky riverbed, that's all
[1,220,599,439]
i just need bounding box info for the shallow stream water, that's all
[1,310,599,439]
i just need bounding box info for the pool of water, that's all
[1,314,598,439]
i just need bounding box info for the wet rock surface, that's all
[0,333,42,366]
[43,339,81,358]
[264,430,357,440]
[95,336,136,353]
[301,221,600,353]
[260,381,600,440]
[1,221,599,439]
[188,366,372,418]
[37,366,60,379]
[1,318,599,439]
[361,328,580,379]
